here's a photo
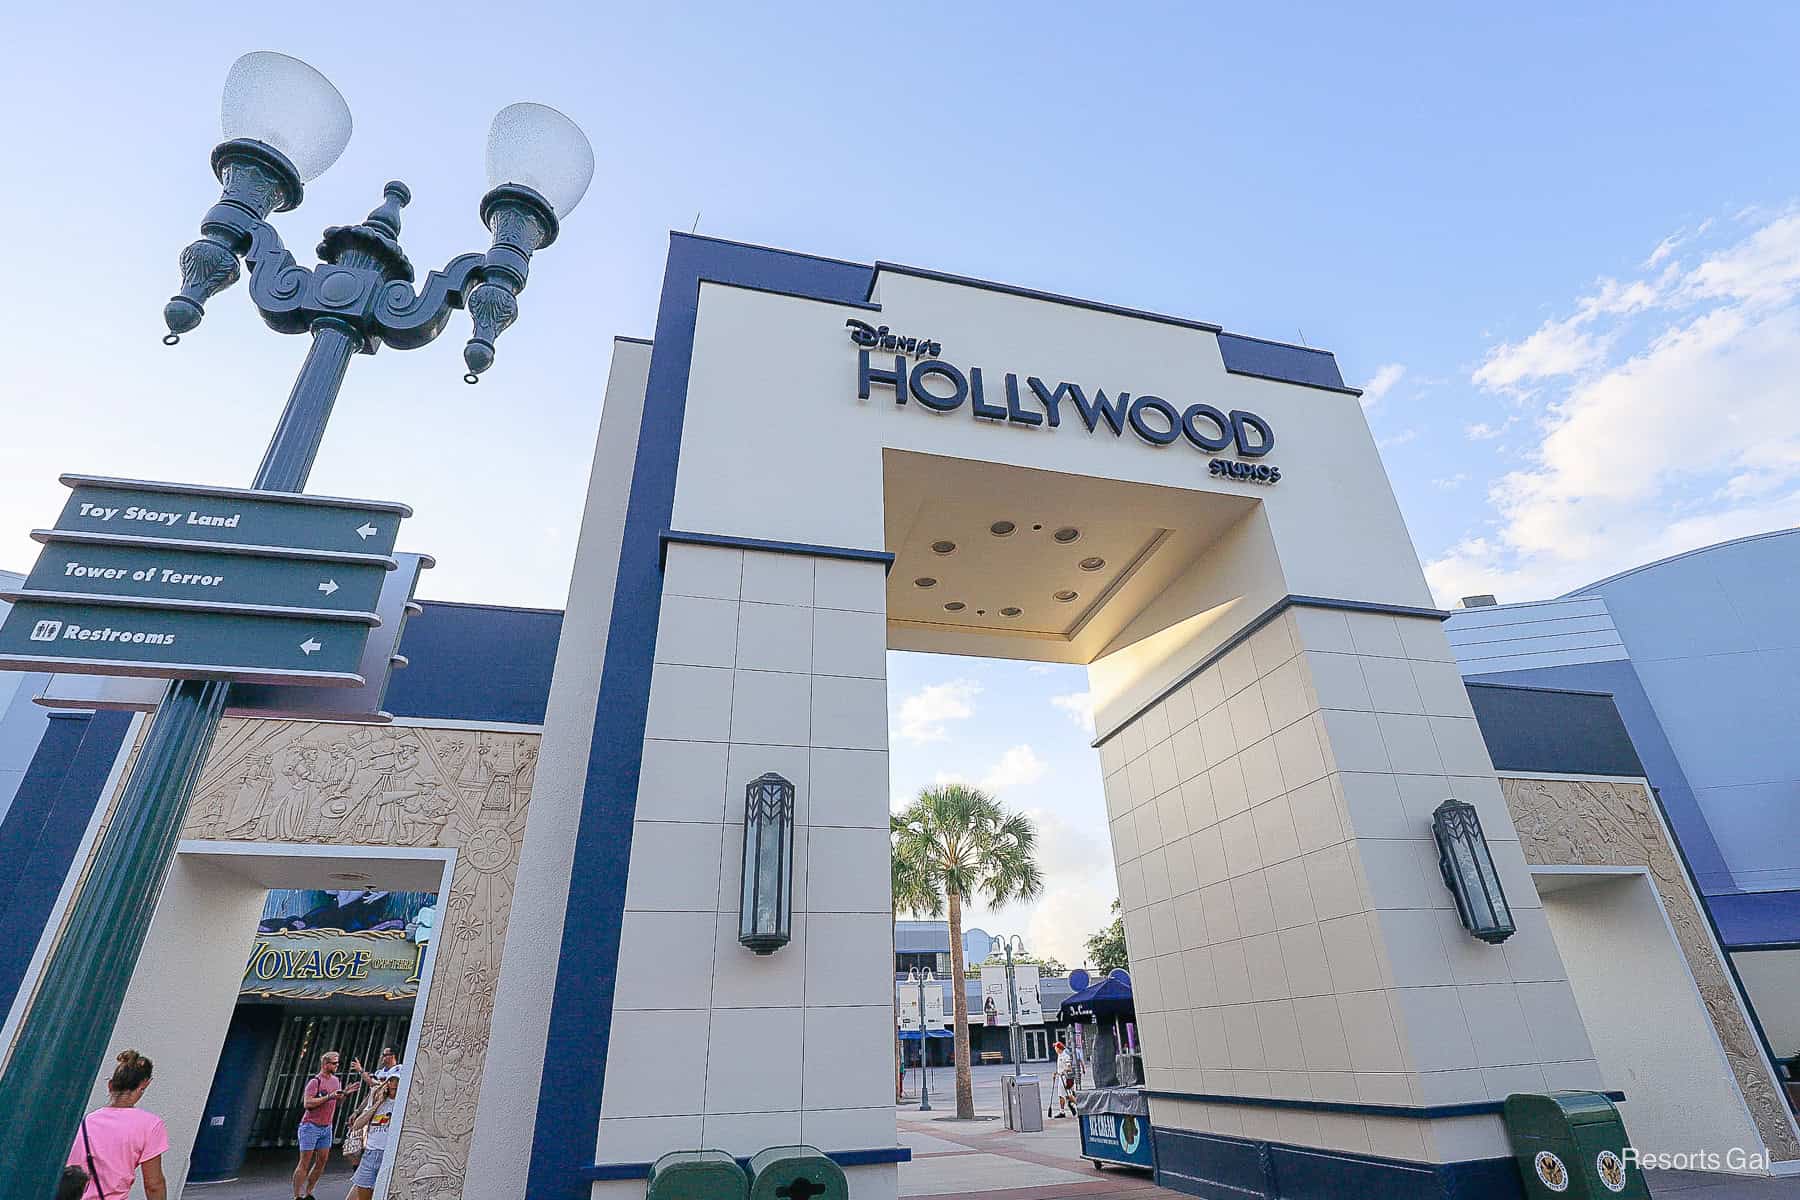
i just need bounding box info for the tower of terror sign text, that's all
[848,319,1281,483]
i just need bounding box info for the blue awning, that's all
[896,1029,954,1039]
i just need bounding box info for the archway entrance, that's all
[468,234,1597,1200]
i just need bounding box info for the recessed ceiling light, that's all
[1052,527,1081,544]
[1000,606,1022,618]
[1079,556,1106,572]
[944,601,966,612]
[976,609,987,615]
[990,520,1016,537]
[914,577,937,589]
[931,540,956,555]
[1053,590,1078,602]
[1032,524,1043,531]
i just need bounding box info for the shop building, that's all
[892,920,1075,1066]
[1,233,1797,1199]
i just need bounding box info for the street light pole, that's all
[1001,934,1027,1078]
[914,968,933,1112]
[0,52,592,1200]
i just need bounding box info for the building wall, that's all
[1732,950,1800,1060]
[1566,530,1800,894]
[1101,602,1592,1166]
[587,541,894,1190]
[1540,872,1763,1167]
[1501,774,1800,1162]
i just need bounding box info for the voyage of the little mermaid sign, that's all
[241,928,424,1001]
[846,319,1282,484]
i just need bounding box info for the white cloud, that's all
[1376,428,1418,450]
[1359,362,1406,410]
[1431,474,1468,490]
[1433,211,1800,604]
[894,679,981,743]
[1464,416,1517,441]
[1050,690,1095,736]
[982,745,1048,794]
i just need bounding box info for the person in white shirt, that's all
[345,1070,399,1199]
[1053,1041,1078,1118]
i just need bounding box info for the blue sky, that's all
[9,4,1800,964]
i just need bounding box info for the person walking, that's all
[294,1051,360,1200]
[345,1068,400,1200]
[65,1049,167,1200]
[1052,1040,1078,1118]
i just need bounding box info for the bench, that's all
[980,1051,1005,1064]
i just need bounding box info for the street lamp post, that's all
[999,934,1027,1077]
[0,51,592,1200]
[909,967,935,1111]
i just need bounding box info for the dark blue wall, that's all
[386,600,562,725]
[1464,659,1732,897]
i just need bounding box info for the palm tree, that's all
[891,784,1043,1119]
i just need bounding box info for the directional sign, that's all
[55,475,406,556]
[12,540,389,615]
[0,599,366,685]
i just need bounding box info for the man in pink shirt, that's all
[67,1049,169,1200]
[293,1050,360,1200]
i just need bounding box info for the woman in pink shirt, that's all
[66,1049,168,1200]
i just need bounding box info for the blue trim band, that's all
[1217,332,1360,395]
[1146,1088,1625,1121]
[1153,1126,1523,1200]
[871,260,1224,334]
[661,529,895,572]
[524,233,878,1200]
[584,1147,911,1181]
[1094,594,1450,747]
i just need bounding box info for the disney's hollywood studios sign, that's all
[847,320,1281,483]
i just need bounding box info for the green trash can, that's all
[646,1149,749,1200]
[1502,1092,1646,1198]
[747,1144,847,1200]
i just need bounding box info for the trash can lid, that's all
[650,1149,740,1171]
[1504,1090,1621,1128]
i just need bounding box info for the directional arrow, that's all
[318,580,339,596]
[300,638,323,655]
[355,523,378,540]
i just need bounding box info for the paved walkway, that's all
[897,1065,1181,1199]
[183,1147,353,1200]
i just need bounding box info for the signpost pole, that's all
[0,321,362,1200]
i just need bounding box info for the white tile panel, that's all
[803,1005,895,1109]
[735,601,814,674]
[808,747,888,828]
[664,543,743,601]
[813,558,887,613]
[808,826,893,913]
[804,912,896,1005]
[810,607,886,678]
[707,1006,804,1112]
[741,551,814,606]
[656,593,741,668]
[626,821,726,912]
[638,738,731,823]
[614,910,720,1009]
[730,668,811,746]
[645,663,734,742]
[809,674,888,750]
[600,1010,711,1116]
